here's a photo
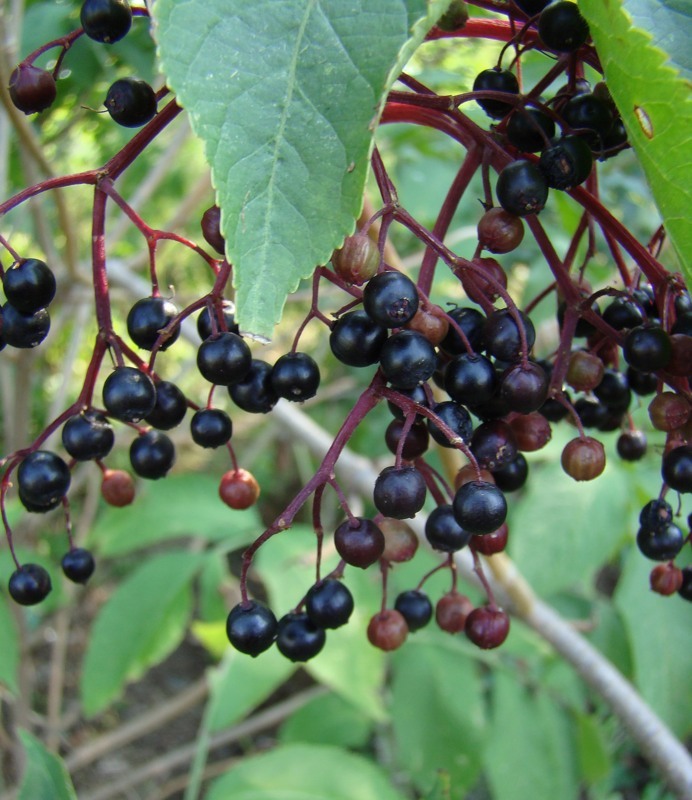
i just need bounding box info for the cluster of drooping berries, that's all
[1,0,690,660]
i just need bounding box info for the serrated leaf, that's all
[624,0,692,80]
[153,0,451,338]
[0,594,19,694]
[80,551,205,716]
[580,0,692,281]
[17,730,77,800]
[89,474,259,556]
[205,743,408,800]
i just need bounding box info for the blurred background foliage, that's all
[0,1,689,798]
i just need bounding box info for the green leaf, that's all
[153,0,452,338]
[614,548,692,737]
[80,551,205,716]
[279,692,374,748]
[575,711,612,784]
[205,743,408,800]
[206,645,296,732]
[89,474,259,556]
[0,594,19,693]
[580,0,692,281]
[483,672,579,800]
[17,730,77,800]
[624,0,692,79]
[390,634,487,795]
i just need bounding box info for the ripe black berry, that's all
[538,1,590,52]
[661,445,692,493]
[678,568,692,602]
[373,465,427,519]
[470,420,518,470]
[623,326,672,372]
[129,430,175,479]
[2,259,56,313]
[226,600,277,657]
[496,160,549,217]
[513,0,552,15]
[639,499,673,532]
[271,352,320,401]
[126,296,180,351]
[472,68,519,119]
[603,297,645,331]
[539,135,593,189]
[102,366,157,423]
[500,361,549,413]
[626,366,658,396]
[305,579,354,629]
[276,612,326,662]
[190,408,233,448]
[144,380,188,430]
[441,306,486,354]
[8,563,52,605]
[80,0,132,43]
[363,270,419,328]
[330,310,388,367]
[491,453,529,492]
[426,401,473,447]
[201,206,225,255]
[62,411,114,461]
[507,108,555,153]
[61,548,96,584]
[562,93,614,150]
[385,419,430,460]
[425,504,472,552]
[197,332,252,386]
[333,517,385,568]
[104,78,157,127]
[636,524,684,561]
[9,64,57,114]
[453,480,507,535]
[593,369,631,413]
[484,308,536,361]
[229,359,278,413]
[379,330,437,390]
[0,302,50,348]
[394,590,433,632]
[445,353,496,406]
[197,301,238,340]
[17,450,71,512]
[616,430,647,461]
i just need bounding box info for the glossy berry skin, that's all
[126,296,180,351]
[197,332,252,386]
[602,297,644,331]
[8,564,52,606]
[387,384,429,422]
[80,0,132,43]
[465,607,510,649]
[373,465,427,519]
[538,1,590,52]
[636,524,684,562]
[0,302,50,348]
[539,135,593,189]
[593,369,631,413]
[3,259,56,313]
[470,420,518,471]
[513,0,552,15]
[102,366,157,423]
[394,590,433,632]
[190,408,233,448]
[276,612,326,662]
[477,208,524,254]
[507,108,555,153]
[678,568,692,602]
[229,359,278,413]
[472,68,519,119]
[626,366,658,396]
[471,521,509,555]
[101,469,135,507]
[561,436,605,481]
[436,593,473,633]
[104,78,156,127]
[425,504,472,552]
[496,160,549,217]
[334,517,385,568]
[218,468,260,510]
[453,480,507,535]
[363,271,419,328]
[639,499,672,532]
[305,579,354,629]
[367,609,408,651]
[385,419,429,460]
[226,601,277,657]
[9,64,57,114]
[380,518,419,562]
[661,445,692,493]
[500,362,549,413]
[379,330,437,390]
[562,93,614,150]
[331,233,380,285]
[200,206,225,255]
[197,301,238,340]
[445,353,496,406]
[441,306,486,354]
[62,411,114,461]
[61,548,96,584]
[129,431,175,480]
[649,563,683,596]
[17,450,71,512]
[144,380,187,430]
[484,308,536,362]
[616,430,647,462]
[330,310,388,367]
[492,454,529,492]
[623,326,672,372]
[426,401,473,448]
[271,352,320,401]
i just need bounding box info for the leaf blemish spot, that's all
[634,106,654,139]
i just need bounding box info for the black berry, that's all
[129,430,175,479]
[538,1,590,52]
[276,612,326,662]
[17,450,71,512]
[144,380,188,430]
[102,366,157,423]
[62,410,114,461]
[271,352,320,401]
[2,259,56,313]
[8,564,52,605]
[379,330,437,390]
[9,64,57,114]
[190,408,233,448]
[80,0,132,43]
[197,332,252,386]
[373,465,427,519]
[229,359,278,413]
[305,579,354,629]
[61,548,96,584]
[0,302,50,348]
[226,600,277,657]
[333,517,385,568]
[104,78,157,127]
[363,271,419,328]
[473,68,519,119]
[496,160,549,216]
[330,310,388,367]
[453,480,507,535]
[394,590,433,632]
[197,301,238,340]
[425,504,472,552]
[126,296,180,351]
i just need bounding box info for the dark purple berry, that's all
[8,64,57,114]
[226,601,277,657]
[0,302,50,348]
[8,564,52,605]
[636,524,685,561]
[129,430,175,479]
[276,612,326,662]
[440,306,486,354]
[379,330,437,390]
[197,301,238,340]
[104,78,156,127]
[62,411,114,461]
[539,135,593,189]
[61,548,96,584]
[616,430,647,461]
[465,606,510,649]
[507,107,555,152]
[2,259,56,313]
[603,297,644,331]
[229,359,278,413]
[623,325,672,372]
[373,465,427,519]
[17,450,71,512]
[639,499,673,532]
[499,361,549,413]
[102,366,157,423]
[197,332,252,386]
[426,401,473,447]
[484,308,535,362]
[385,418,430,459]
[538,1,590,52]
[330,310,388,367]
[271,352,320,401]
[445,353,496,406]
[496,160,549,217]
[471,420,518,470]
[363,271,419,328]
[305,579,354,629]
[394,590,433,632]
[491,453,529,492]
[190,408,233,448]
[453,480,507,535]
[144,381,187,430]
[473,68,519,119]
[661,445,692,493]
[334,517,384,568]
[201,206,225,255]
[126,296,180,351]
[80,0,132,43]
[425,504,472,552]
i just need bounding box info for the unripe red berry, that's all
[9,63,57,114]
[465,606,510,649]
[367,609,408,650]
[648,392,691,432]
[331,233,379,285]
[649,563,683,596]
[561,436,606,481]
[435,592,473,633]
[101,468,135,507]
[219,468,260,510]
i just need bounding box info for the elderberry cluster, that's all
[1,0,690,662]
